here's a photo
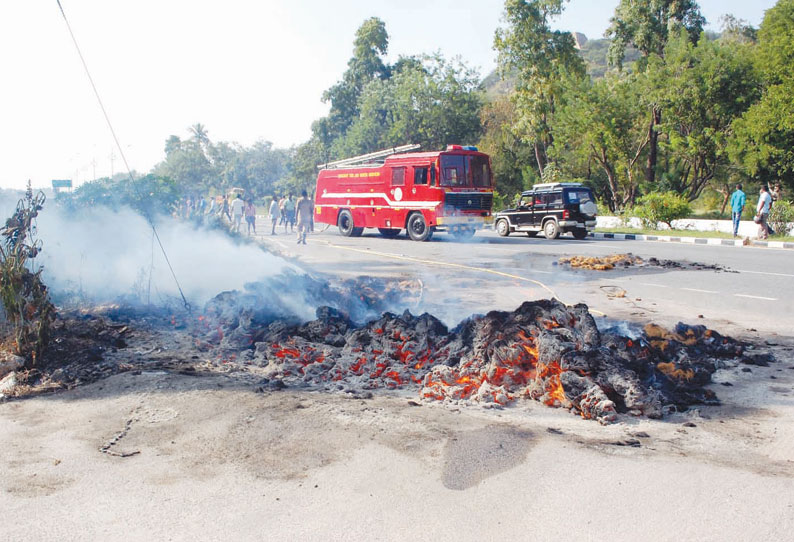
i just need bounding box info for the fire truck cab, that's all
[314,145,494,241]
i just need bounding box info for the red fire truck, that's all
[314,144,494,241]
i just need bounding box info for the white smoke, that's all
[32,203,297,307]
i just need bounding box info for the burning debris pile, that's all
[558,253,732,272]
[201,295,754,424]
[559,254,643,270]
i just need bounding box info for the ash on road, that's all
[2,228,793,541]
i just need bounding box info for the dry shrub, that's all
[0,184,55,366]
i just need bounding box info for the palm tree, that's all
[189,123,210,148]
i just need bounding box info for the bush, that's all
[769,200,794,236]
[631,192,692,230]
[0,185,55,365]
[57,174,180,217]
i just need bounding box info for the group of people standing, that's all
[729,182,785,239]
[268,192,314,244]
[227,194,258,235]
[179,191,315,242]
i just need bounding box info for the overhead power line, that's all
[55,0,190,311]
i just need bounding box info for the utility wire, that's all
[55,0,191,312]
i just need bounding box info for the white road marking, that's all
[736,269,794,278]
[734,294,778,301]
[680,287,719,294]
[639,283,668,288]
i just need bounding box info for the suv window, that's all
[533,192,562,207]
[566,189,593,204]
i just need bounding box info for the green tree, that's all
[164,135,181,155]
[60,173,181,217]
[335,54,484,157]
[606,0,705,184]
[649,30,760,201]
[552,74,649,210]
[478,95,538,202]
[607,0,705,67]
[731,0,794,189]
[719,15,758,44]
[322,17,390,140]
[493,0,585,176]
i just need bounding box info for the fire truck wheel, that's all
[337,209,357,237]
[378,228,401,238]
[495,219,510,237]
[543,219,560,240]
[407,213,433,242]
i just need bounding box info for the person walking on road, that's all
[770,182,783,206]
[269,194,281,235]
[230,194,245,233]
[756,185,772,239]
[295,190,313,245]
[208,196,216,217]
[729,183,746,237]
[219,195,231,223]
[278,196,287,228]
[283,194,296,233]
[244,198,257,235]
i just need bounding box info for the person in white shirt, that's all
[268,194,281,235]
[230,194,245,233]
[756,185,772,239]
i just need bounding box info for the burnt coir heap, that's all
[204,297,751,424]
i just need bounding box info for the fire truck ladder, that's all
[318,144,421,170]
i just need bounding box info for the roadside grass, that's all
[596,227,794,243]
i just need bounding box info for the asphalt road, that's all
[256,226,794,338]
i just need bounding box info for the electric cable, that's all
[55,0,191,312]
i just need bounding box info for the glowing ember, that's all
[198,298,749,424]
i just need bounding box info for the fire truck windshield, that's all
[440,154,491,188]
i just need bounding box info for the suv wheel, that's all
[496,219,510,237]
[407,213,434,242]
[572,228,588,240]
[543,220,560,240]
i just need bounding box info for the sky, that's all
[0,0,778,190]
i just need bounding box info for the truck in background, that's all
[314,144,494,241]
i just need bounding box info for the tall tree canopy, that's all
[553,74,649,210]
[335,55,483,157]
[493,0,585,175]
[731,0,794,188]
[650,30,760,200]
[321,17,391,139]
[606,0,705,186]
[606,0,705,67]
